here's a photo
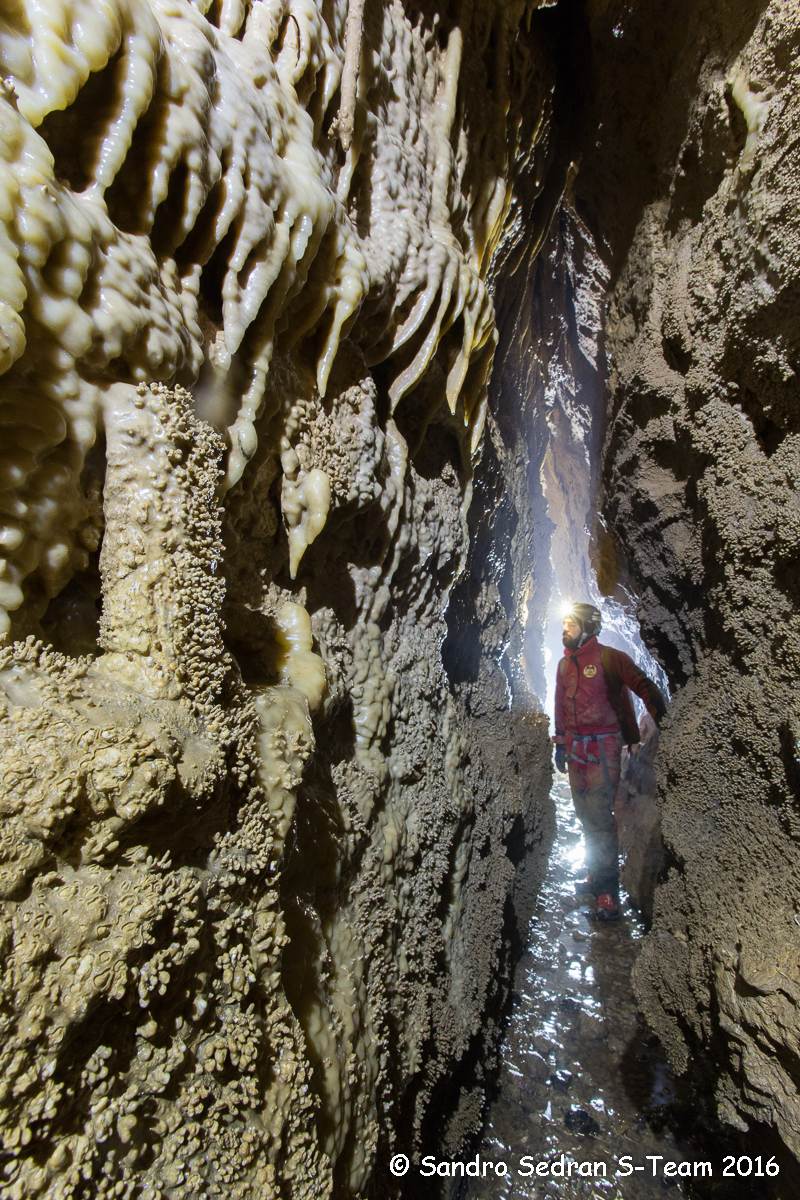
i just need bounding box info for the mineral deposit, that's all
[0,1,557,1195]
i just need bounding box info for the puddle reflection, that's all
[456,779,789,1200]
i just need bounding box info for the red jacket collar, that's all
[563,635,598,661]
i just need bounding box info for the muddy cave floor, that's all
[449,779,794,1200]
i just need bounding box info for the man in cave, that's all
[553,602,667,921]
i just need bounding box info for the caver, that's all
[554,603,667,920]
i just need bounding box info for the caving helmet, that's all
[563,602,602,644]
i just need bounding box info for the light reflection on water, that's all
[456,778,701,1200]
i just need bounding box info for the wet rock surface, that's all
[513,0,800,1161]
[3,0,800,1187]
[460,779,792,1199]
[0,2,562,1193]
[614,717,664,923]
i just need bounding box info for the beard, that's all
[562,633,581,651]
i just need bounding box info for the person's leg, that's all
[572,782,619,896]
[569,743,622,915]
[571,781,619,893]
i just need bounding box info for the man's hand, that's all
[554,745,567,775]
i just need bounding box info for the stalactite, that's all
[0,0,559,1194]
[336,0,365,153]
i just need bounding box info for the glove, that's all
[554,745,567,775]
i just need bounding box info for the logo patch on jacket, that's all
[583,664,597,678]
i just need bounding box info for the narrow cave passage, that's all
[3,0,800,1194]
[457,780,791,1200]
[431,0,800,1192]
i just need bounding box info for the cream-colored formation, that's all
[0,0,506,639]
[0,0,555,1194]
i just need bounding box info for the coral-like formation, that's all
[0,388,329,1199]
[0,0,558,1194]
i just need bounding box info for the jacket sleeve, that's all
[554,660,566,744]
[612,649,667,725]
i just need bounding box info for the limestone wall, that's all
[571,0,800,1158]
[0,2,557,1195]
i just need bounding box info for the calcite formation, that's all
[0,0,557,1195]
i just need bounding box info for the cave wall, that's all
[570,0,800,1156]
[0,2,560,1195]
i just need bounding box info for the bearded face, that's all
[562,616,582,650]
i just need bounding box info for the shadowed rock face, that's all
[568,0,800,1157]
[0,2,561,1195]
[614,717,663,923]
[4,0,800,1188]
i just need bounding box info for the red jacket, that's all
[554,637,666,748]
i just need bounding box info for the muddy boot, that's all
[591,862,620,919]
[595,892,620,921]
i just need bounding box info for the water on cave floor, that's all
[457,778,785,1200]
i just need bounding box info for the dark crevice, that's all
[738,388,788,457]
[38,49,127,194]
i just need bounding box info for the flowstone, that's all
[0,1,558,1194]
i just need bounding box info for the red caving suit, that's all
[554,636,666,894]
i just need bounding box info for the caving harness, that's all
[562,636,622,809]
[566,731,622,808]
